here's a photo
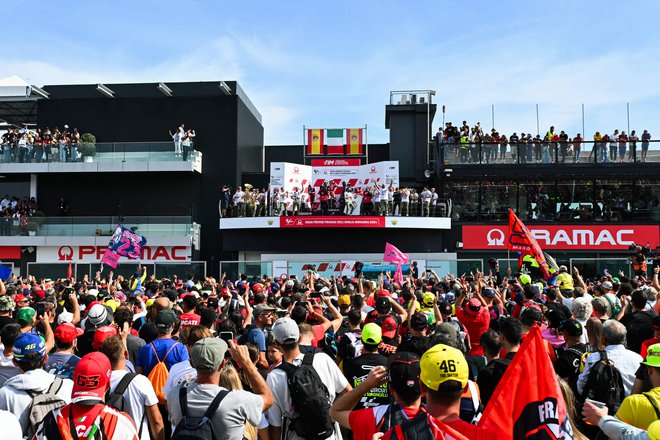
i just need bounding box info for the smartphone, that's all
[219,331,234,343]
[35,302,46,318]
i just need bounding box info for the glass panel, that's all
[445,181,479,222]
[220,261,272,282]
[555,180,594,221]
[24,216,192,237]
[457,259,483,276]
[569,258,631,280]
[595,180,633,221]
[480,181,516,221]
[635,180,660,221]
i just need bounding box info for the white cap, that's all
[271,318,299,344]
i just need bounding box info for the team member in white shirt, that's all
[378,184,389,216]
[431,188,439,217]
[420,187,432,217]
[233,186,246,217]
[278,190,289,216]
[344,187,356,215]
[290,188,301,215]
[400,188,410,216]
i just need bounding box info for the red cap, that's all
[381,316,398,339]
[87,301,103,310]
[54,323,84,343]
[377,289,391,298]
[14,294,27,303]
[72,352,111,402]
[93,325,118,350]
[32,290,46,300]
[251,284,263,292]
[466,298,483,314]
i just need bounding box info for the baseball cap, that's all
[14,294,27,303]
[253,304,275,316]
[388,351,421,398]
[32,289,45,300]
[521,307,544,326]
[87,289,99,297]
[93,325,118,350]
[271,317,299,344]
[54,323,84,343]
[381,316,398,339]
[643,343,660,368]
[375,297,392,314]
[422,292,435,307]
[558,319,583,337]
[602,281,613,290]
[16,307,36,325]
[86,304,113,328]
[377,289,391,298]
[420,344,469,390]
[410,312,428,331]
[0,295,14,312]
[104,299,119,313]
[559,265,568,272]
[156,309,177,329]
[437,301,452,316]
[13,332,47,361]
[57,310,74,325]
[465,298,482,314]
[362,322,382,345]
[338,295,351,307]
[71,352,111,402]
[519,274,531,285]
[482,287,496,298]
[435,322,459,340]
[191,338,228,371]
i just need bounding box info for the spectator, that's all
[455,293,490,356]
[266,317,350,440]
[620,289,657,354]
[554,319,588,393]
[571,297,593,344]
[167,338,273,440]
[100,334,164,440]
[577,320,644,396]
[477,317,521,406]
[641,315,660,359]
[162,325,211,399]
[0,295,15,332]
[397,312,432,357]
[0,323,21,386]
[32,352,139,440]
[43,322,83,379]
[241,303,275,369]
[136,309,188,376]
[114,306,146,365]
[0,332,74,433]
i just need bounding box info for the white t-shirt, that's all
[266,352,349,440]
[421,190,432,202]
[233,191,245,203]
[401,190,409,203]
[378,188,388,200]
[110,370,159,440]
[432,192,438,205]
[162,360,197,399]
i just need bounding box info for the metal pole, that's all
[491,104,495,130]
[442,105,446,128]
[427,93,431,164]
[582,104,585,137]
[536,104,540,137]
[365,124,369,164]
[627,102,630,134]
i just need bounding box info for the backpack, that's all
[374,404,422,434]
[171,387,229,440]
[148,342,179,405]
[25,377,67,439]
[105,373,145,438]
[237,324,258,346]
[344,331,363,360]
[581,350,626,413]
[277,353,334,440]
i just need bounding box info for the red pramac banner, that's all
[508,209,549,279]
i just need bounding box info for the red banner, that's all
[279,216,385,228]
[462,224,660,250]
[508,210,549,278]
[310,159,361,167]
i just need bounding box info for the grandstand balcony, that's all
[0,142,202,173]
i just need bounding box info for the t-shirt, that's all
[136,338,189,376]
[455,307,490,356]
[162,359,197,399]
[620,311,656,354]
[245,325,267,351]
[110,370,159,440]
[397,335,433,358]
[179,312,201,327]
[43,352,80,380]
[167,383,263,440]
[266,351,348,440]
[615,387,660,430]
[0,315,15,334]
[0,353,20,387]
[476,353,515,406]
[349,404,421,440]
[337,329,362,361]
[554,343,588,387]
[343,353,389,409]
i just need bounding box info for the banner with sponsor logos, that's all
[270,161,399,215]
[462,225,660,250]
[37,245,191,263]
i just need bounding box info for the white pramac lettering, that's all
[595,230,616,246]
[551,230,571,246]
[573,230,595,246]
[532,230,551,245]
[616,230,634,245]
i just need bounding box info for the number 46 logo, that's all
[438,360,457,373]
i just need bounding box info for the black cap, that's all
[410,312,428,331]
[437,301,452,316]
[558,319,583,337]
[388,352,421,399]
[376,297,392,314]
[155,309,177,329]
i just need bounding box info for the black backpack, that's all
[104,373,144,438]
[171,387,230,440]
[581,350,626,413]
[277,352,334,440]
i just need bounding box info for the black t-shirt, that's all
[555,343,588,388]
[337,329,362,361]
[343,352,389,409]
[476,352,515,406]
[620,311,656,354]
[397,335,433,358]
[0,315,15,333]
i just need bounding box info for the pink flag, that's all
[384,243,409,286]
[384,242,409,264]
[101,249,120,268]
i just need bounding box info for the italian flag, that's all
[326,129,345,155]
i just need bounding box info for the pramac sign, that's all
[37,246,191,262]
[462,225,660,250]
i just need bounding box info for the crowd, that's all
[221,184,451,218]
[0,195,42,236]
[0,262,658,439]
[1,125,91,163]
[437,121,654,164]
[168,123,195,160]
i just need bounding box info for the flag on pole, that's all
[67,263,72,280]
[101,225,147,269]
[326,129,344,155]
[0,265,11,280]
[346,128,364,155]
[478,326,574,439]
[306,129,324,155]
[507,209,550,279]
[384,242,409,286]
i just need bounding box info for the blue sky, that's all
[3,0,660,145]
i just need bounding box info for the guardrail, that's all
[3,216,193,237]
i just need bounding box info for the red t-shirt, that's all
[311,324,326,347]
[350,405,421,440]
[455,307,490,356]
[179,312,201,327]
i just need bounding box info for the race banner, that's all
[101,225,147,268]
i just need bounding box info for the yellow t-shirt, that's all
[615,387,660,429]
[556,272,574,290]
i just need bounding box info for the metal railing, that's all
[26,261,207,280]
[0,141,200,164]
[2,216,193,237]
[438,139,660,165]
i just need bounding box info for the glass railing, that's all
[0,142,200,164]
[438,139,660,165]
[389,90,435,105]
[0,216,193,237]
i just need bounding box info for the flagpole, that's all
[365,124,369,165]
[303,124,306,166]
